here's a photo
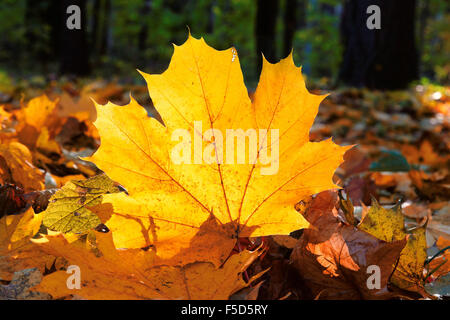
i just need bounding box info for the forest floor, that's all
[0,79,449,300]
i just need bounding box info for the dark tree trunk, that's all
[338,0,419,90]
[206,0,215,34]
[102,0,112,57]
[91,0,101,56]
[283,0,297,58]
[318,2,336,78]
[92,0,111,59]
[255,0,279,75]
[138,0,152,52]
[297,0,307,30]
[417,0,430,77]
[24,0,59,69]
[59,0,90,76]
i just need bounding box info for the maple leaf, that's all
[85,34,350,265]
[290,190,406,300]
[358,200,428,295]
[32,230,265,300]
[42,174,120,234]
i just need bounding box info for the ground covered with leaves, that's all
[0,36,449,300]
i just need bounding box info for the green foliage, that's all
[294,0,342,81]
[0,0,26,64]
[0,0,447,86]
[420,0,449,83]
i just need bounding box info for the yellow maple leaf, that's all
[85,35,350,265]
[32,230,265,300]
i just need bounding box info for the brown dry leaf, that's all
[409,170,450,201]
[344,176,377,206]
[339,146,370,178]
[32,230,265,300]
[0,184,27,217]
[402,202,430,219]
[290,190,406,299]
[402,141,450,168]
[272,235,297,249]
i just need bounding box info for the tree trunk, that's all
[255,0,279,75]
[297,0,307,30]
[318,2,336,78]
[338,0,419,90]
[91,0,101,56]
[25,0,59,70]
[417,0,430,77]
[59,0,90,76]
[138,0,152,52]
[283,0,297,58]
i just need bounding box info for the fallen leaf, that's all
[370,150,410,172]
[42,174,120,234]
[85,35,350,265]
[359,200,428,295]
[290,190,406,299]
[0,184,27,218]
[0,142,45,192]
[32,230,265,300]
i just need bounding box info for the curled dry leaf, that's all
[290,190,406,299]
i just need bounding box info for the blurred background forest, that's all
[0,0,448,97]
